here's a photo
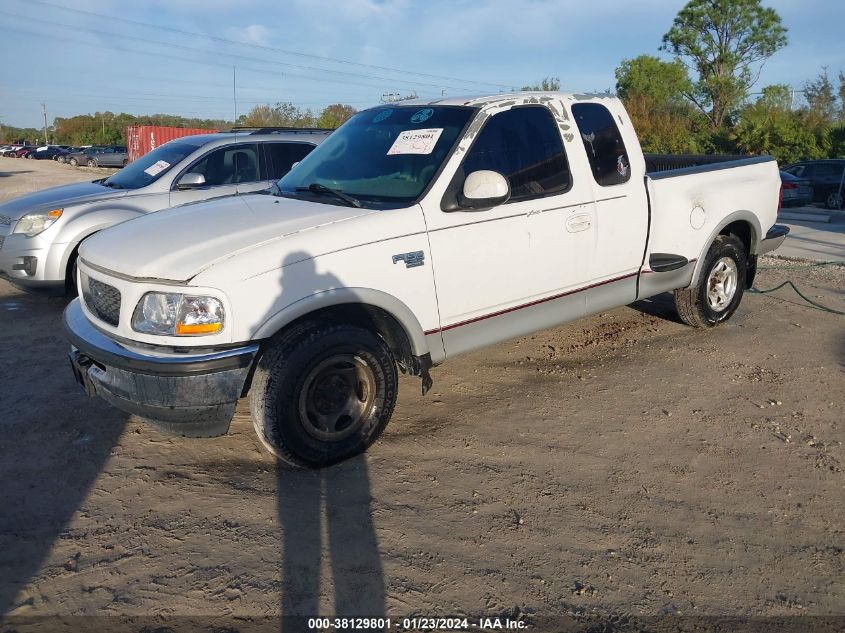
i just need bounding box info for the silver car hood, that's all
[0,180,127,221]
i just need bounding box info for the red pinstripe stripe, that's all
[424,271,638,335]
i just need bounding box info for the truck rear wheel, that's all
[673,235,747,328]
[249,321,398,467]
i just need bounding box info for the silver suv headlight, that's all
[13,208,63,236]
[131,292,225,336]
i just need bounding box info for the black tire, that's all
[674,234,747,328]
[250,321,398,468]
[86,158,96,168]
[122,159,128,167]
[69,158,78,167]
[65,252,79,296]
[826,192,843,210]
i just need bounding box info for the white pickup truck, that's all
[64,92,789,467]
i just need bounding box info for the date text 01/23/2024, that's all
[307,617,527,630]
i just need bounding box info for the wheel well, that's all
[268,303,420,375]
[718,220,756,288]
[719,220,753,256]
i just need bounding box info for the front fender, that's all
[252,287,431,358]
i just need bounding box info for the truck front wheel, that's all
[249,321,398,467]
[673,235,747,328]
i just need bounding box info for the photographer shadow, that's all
[265,252,386,627]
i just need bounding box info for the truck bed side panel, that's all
[642,157,780,295]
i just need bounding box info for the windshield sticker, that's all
[143,160,171,177]
[387,128,444,155]
[372,109,393,123]
[410,108,434,123]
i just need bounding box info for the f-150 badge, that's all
[392,251,425,268]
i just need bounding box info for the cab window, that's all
[265,142,315,179]
[461,105,571,202]
[572,103,631,187]
[187,144,261,186]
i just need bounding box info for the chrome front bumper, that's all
[64,299,259,437]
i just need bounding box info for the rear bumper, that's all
[758,224,790,255]
[64,299,259,437]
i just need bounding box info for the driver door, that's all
[423,104,596,357]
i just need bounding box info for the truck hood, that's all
[0,180,126,221]
[80,193,374,282]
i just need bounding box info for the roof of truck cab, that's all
[385,91,618,108]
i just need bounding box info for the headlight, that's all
[13,208,63,236]
[131,292,225,336]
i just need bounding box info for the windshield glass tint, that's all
[278,106,475,206]
[103,138,211,190]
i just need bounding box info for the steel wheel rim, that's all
[706,257,738,312]
[828,193,842,209]
[298,353,376,441]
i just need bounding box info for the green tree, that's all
[239,102,316,128]
[615,55,691,105]
[758,83,792,110]
[614,55,705,153]
[661,0,787,130]
[317,104,357,129]
[733,88,827,163]
[804,69,838,125]
[520,77,560,91]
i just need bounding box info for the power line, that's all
[23,0,510,91]
[0,10,475,92]
[0,20,444,97]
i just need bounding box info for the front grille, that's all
[84,277,121,326]
[0,214,10,226]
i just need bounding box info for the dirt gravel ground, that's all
[0,160,843,630]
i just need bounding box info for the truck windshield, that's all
[102,137,211,190]
[278,105,475,207]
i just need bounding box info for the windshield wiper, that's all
[296,183,361,208]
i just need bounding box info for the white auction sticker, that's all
[387,128,444,155]
[143,160,171,177]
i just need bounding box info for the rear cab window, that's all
[571,103,631,187]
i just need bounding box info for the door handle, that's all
[566,212,592,233]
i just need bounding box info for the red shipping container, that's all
[126,125,218,162]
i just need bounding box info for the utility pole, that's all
[41,102,49,145]
[233,65,237,123]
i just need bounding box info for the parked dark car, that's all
[86,145,129,167]
[779,170,813,208]
[28,147,69,160]
[782,159,845,209]
[65,147,106,167]
[56,146,86,163]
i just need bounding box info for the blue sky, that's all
[2,0,844,128]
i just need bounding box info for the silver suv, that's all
[0,128,331,294]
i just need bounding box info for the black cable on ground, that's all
[749,281,845,315]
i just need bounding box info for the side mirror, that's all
[458,170,510,210]
[176,173,206,189]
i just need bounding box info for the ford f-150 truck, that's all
[63,92,789,467]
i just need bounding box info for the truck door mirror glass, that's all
[458,170,510,210]
[177,173,206,189]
